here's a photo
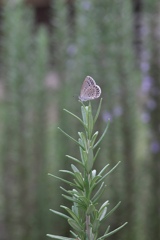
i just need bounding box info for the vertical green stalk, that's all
[1,1,50,239]
[47,99,127,240]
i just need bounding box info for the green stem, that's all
[86,214,91,240]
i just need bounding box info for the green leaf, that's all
[93,147,101,163]
[79,147,87,166]
[71,164,80,173]
[104,225,110,235]
[60,187,79,197]
[59,170,74,176]
[99,207,107,221]
[74,172,84,188]
[80,149,88,165]
[81,105,88,125]
[62,194,79,203]
[94,98,102,124]
[72,203,79,216]
[48,173,74,186]
[46,234,75,239]
[86,203,95,215]
[65,155,82,166]
[92,219,100,233]
[78,195,90,207]
[63,108,84,126]
[62,206,80,223]
[90,175,101,190]
[98,164,110,176]
[68,219,82,232]
[78,132,87,149]
[97,161,121,184]
[73,179,84,190]
[97,222,128,239]
[70,230,79,238]
[99,200,109,212]
[87,104,93,139]
[58,127,84,150]
[91,182,106,203]
[49,209,69,220]
[86,147,94,173]
[103,202,121,220]
[93,121,110,149]
[90,131,99,147]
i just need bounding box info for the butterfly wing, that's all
[95,85,101,99]
[80,76,96,92]
[81,85,97,101]
[79,76,101,101]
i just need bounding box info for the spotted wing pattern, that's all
[79,76,101,101]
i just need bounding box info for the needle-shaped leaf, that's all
[86,147,94,173]
[58,127,85,150]
[102,201,121,220]
[59,170,75,176]
[104,225,110,235]
[90,175,101,190]
[90,131,99,147]
[98,164,110,176]
[66,155,83,166]
[70,230,79,238]
[78,132,87,149]
[97,222,128,239]
[92,219,100,233]
[99,207,107,221]
[97,161,121,184]
[93,147,101,163]
[61,206,80,223]
[94,98,102,124]
[48,173,74,186]
[81,105,88,126]
[74,172,84,189]
[87,103,93,139]
[71,164,80,172]
[63,109,84,126]
[93,121,110,149]
[62,195,79,204]
[46,234,75,240]
[68,219,82,232]
[49,209,69,220]
[99,200,109,212]
[92,182,106,203]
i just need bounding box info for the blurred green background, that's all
[0,0,160,240]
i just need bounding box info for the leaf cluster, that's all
[47,99,127,240]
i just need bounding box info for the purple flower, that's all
[147,99,156,110]
[141,76,152,93]
[140,62,150,73]
[102,111,113,122]
[150,141,160,154]
[140,112,150,123]
[82,1,91,10]
[67,44,77,56]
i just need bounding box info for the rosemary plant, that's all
[47,99,127,240]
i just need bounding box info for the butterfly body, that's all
[79,76,101,101]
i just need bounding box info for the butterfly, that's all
[79,76,101,101]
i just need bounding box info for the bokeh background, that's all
[0,0,160,240]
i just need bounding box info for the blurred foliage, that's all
[0,0,160,240]
[0,1,51,240]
